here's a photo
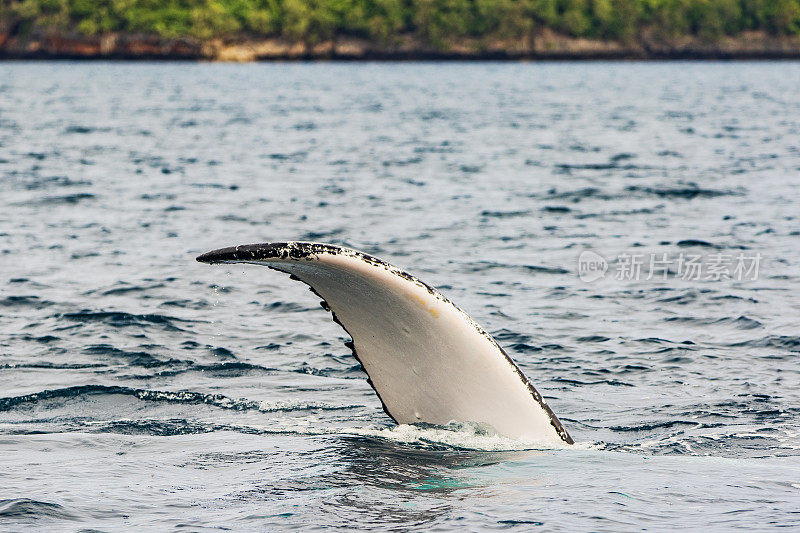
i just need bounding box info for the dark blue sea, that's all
[1,61,799,530]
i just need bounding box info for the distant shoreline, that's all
[3,31,800,62]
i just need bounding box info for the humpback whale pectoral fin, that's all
[197,241,573,446]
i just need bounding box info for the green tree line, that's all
[3,0,800,46]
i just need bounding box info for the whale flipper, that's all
[197,242,572,445]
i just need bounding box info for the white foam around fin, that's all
[343,422,571,452]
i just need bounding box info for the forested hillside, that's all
[2,0,800,59]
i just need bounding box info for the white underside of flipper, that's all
[197,242,572,446]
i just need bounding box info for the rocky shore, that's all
[3,29,800,61]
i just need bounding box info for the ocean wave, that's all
[27,193,96,205]
[0,295,55,308]
[147,361,280,378]
[0,385,353,414]
[463,261,568,275]
[0,362,105,370]
[729,335,800,352]
[624,185,743,199]
[60,311,197,332]
[82,344,191,368]
[0,498,77,521]
[601,427,800,457]
[663,315,763,329]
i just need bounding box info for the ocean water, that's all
[1,61,799,530]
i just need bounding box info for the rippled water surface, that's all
[1,61,800,530]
